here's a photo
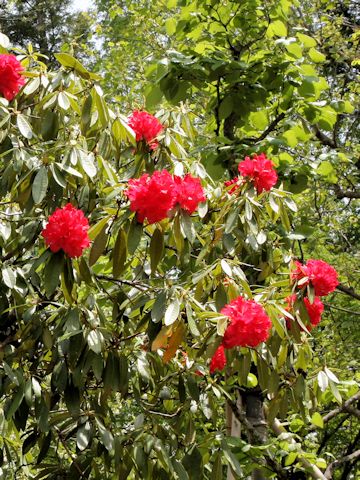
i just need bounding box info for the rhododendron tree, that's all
[0,35,357,480]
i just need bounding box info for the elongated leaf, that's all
[17,114,33,139]
[89,224,108,266]
[164,298,180,326]
[79,150,97,178]
[32,167,48,204]
[150,228,164,273]
[163,322,186,363]
[113,228,127,277]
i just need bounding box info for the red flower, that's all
[291,259,339,296]
[303,297,324,327]
[42,204,90,258]
[238,153,278,193]
[286,294,324,329]
[224,177,241,194]
[174,174,206,214]
[0,54,25,101]
[128,110,163,150]
[209,345,226,374]
[124,170,176,224]
[221,296,272,349]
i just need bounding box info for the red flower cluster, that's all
[224,177,241,194]
[221,296,272,348]
[0,54,25,101]
[291,259,339,296]
[125,170,176,224]
[224,153,277,195]
[125,170,205,224]
[174,174,206,215]
[286,294,324,329]
[128,110,163,150]
[42,204,90,258]
[238,153,278,193]
[209,345,226,374]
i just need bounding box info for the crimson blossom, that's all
[221,296,272,349]
[42,204,90,258]
[0,54,25,101]
[286,294,324,329]
[174,174,206,214]
[238,153,278,193]
[291,259,339,296]
[224,177,241,194]
[124,170,177,224]
[128,110,163,150]
[209,345,227,374]
[125,170,206,223]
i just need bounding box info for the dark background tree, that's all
[0,0,95,62]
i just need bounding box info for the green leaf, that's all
[41,111,59,141]
[151,292,167,323]
[24,77,40,95]
[44,252,64,297]
[2,266,16,289]
[308,48,326,63]
[89,224,108,266]
[297,33,317,48]
[150,228,164,273]
[55,53,101,80]
[311,412,324,429]
[32,167,48,204]
[0,32,10,48]
[218,96,233,120]
[76,422,91,451]
[17,114,33,139]
[164,298,180,326]
[64,384,80,418]
[78,150,97,178]
[88,216,110,241]
[285,452,298,466]
[58,92,70,110]
[87,330,104,354]
[113,227,127,277]
[267,20,287,38]
[180,212,196,243]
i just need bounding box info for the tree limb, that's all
[269,417,328,480]
[336,284,360,301]
[312,124,337,148]
[241,113,286,144]
[321,391,360,424]
[325,449,360,479]
[334,185,360,199]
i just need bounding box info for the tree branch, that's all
[334,185,360,199]
[241,112,286,144]
[325,449,360,479]
[312,124,337,148]
[321,391,360,424]
[336,284,360,301]
[269,417,328,480]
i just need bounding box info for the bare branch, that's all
[334,185,360,199]
[336,284,360,301]
[269,417,328,480]
[321,391,360,424]
[325,449,360,479]
[312,124,337,148]
[241,113,286,144]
